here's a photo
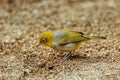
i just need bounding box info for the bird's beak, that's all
[36,43,40,47]
[36,39,40,47]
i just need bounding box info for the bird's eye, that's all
[41,38,47,43]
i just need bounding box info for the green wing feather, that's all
[57,31,90,46]
[56,30,106,46]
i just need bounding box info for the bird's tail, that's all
[83,35,106,40]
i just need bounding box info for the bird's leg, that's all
[63,52,72,60]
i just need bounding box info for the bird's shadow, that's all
[66,54,105,64]
[60,54,89,60]
[69,54,89,60]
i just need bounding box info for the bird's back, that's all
[53,29,68,41]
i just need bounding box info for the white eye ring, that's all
[41,38,47,43]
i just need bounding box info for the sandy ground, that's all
[0,0,120,80]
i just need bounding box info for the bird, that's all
[38,29,106,59]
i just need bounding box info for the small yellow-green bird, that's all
[38,29,106,59]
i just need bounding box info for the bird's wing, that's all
[56,31,90,46]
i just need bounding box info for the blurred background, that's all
[0,0,120,80]
[0,0,120,42]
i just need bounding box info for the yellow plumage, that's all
[39,31,53,47]
[38,29,106,59]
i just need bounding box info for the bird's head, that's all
[38,31,54,47]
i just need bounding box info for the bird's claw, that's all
[63,52,72,60]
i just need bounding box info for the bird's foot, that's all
[63,52,72,60]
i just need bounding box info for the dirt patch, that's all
[0,0,120,80]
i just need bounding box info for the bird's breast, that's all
[52,42,79,51]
